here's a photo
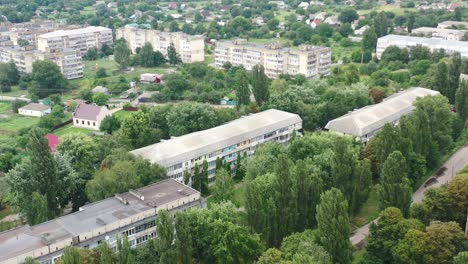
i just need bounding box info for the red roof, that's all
[168,3,177,8]
[46,134,59,152]
[313,19,321,25]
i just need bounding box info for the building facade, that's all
[376,34,468,59]
[325,87,440,143]
[214,39,331,79]
[18,103,51,117]
[131,109,303,184]
[0,180,203,264]
[0,46,83,79]
[116,25,205,63]
[37,26,113,55]
[72,103,112,130]
[412,27,467,41]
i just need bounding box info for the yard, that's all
[358,4,416,16]
[52,123,94,138]
[113,109,134,121]
[0,101,40,135]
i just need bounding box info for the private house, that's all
[325,87,440,143]
[72,103,111,130]
[18,103,51,117]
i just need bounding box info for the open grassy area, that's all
[113,110,134,121]
[53,123,93,138]
[351,187,379,230]
[0,115,40,133]
[352,248,367,264]
[0,101,11,113]
[358,4,416,16]
[0,86,29,98]
[248,37,291,45]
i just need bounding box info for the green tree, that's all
[393,229,434,263]
[251,64,269,106]
[167,42,181,65]
[25,257,39,264]
[374,12,390,37]
[294,160,322,230]
[96,67,107,78]
[114,40,131,69]
[331,137,356,207]
[100,115,121,134]
[201,160,209,196]
[338,9,358,23]
[427,221,464,264]
[378,151,412,216]
[120,111,161,148]
[139,42,157,67]
[454,252,468,264]
[456,80,468,121]
[157,210,176,264]
[316,188,352,264]
[92,92,110,106]
[169,21,179,32]
[62,247,81,264]
[0,62,20,92]
[234,68,250,109]
[362,27,378,52]
[29,60,68,98]
[175,212,192,264]
[432,61,449,97]
[192,163,201,191]
[98,241,114,264]
[117,235,131,264]
[212,168,234,203]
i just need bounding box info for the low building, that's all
[116,25,205,63]
[18,103,51,117]
[0,180,203,264]
[215,39,331,79]
[437,20,468,29]
[140,73,162,84]
[376,34,468,59]
[137,91,160,103]
[72,103,111,130]
[324,87,440,143]
[92,86,111,94]
[46,133,59,152]
[131,109,302,184]
[412,27,467,41]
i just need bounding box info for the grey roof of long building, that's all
[130,109,302,167]
[0,180,198,262]
[324,87,440,137]
[378,34,468,48]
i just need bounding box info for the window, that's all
[87,121,90,125]
[75,119,79,124]
[93,122,96,127]
[82,120,84,125]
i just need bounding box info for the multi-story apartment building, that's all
[0,46,83,79]
[115,24,205,63]
[131,109,303,184]
[214,39,331,79]
[412,27,468,41]
[8,20,77,48]
[325,87,440,143]
[376,34,468,59]
[0,180,203,264]
[37,26,113,55]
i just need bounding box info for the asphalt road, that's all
[350,144,468,248]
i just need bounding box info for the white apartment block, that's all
[0,46,83,79]
[131,109,303,184]
[0,180,203,264]
[412,27,467,41]
[37,26,113,55]
[116,25,205,63]
[376,34,468,59]
[214,39,331,79]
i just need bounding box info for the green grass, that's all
[0,86,29,97]
[113,110,133,121]
[80,6,96,15]
[53,123,93,137]
[0,102,11,113]
[232,182,246,207]
[352,248,367,264]
[351,187,379,230]
[358,4,416,16]
[0,115,40,132]
[0,206,12,221]
[248,37,290,45]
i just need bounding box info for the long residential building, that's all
[0,46,83,79]
[214,39,331,79]
[325,87,440,143]
[437,20,468,29]
[376,34,468,59]
[411,27,467,41]
[37,26,113,55]
[116,24,205,63]
[131,109,302,183]
[0,180,203,264]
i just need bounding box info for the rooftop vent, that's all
[96,218,106,226]
[129,189,144,201]
[115,194,128,205]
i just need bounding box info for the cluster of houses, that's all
[417,1,463,12]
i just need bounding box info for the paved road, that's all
[350,144,468,248]
[0,95,30,102]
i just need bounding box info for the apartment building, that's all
[131,109,303,184]
[37,26,113,55]
[0,46,83,79]
[0,180,203,264]
[376,34,468,59]
[325,87,440,143]
[214,39,331,79]
[115,24,205,63]
[412,27,468,41]
[9,19,77,48]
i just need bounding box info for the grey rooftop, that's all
[0,179,198,262]
[130,109,302,167]
[325,87,440,137]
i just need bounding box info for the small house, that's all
[18,103,51,117]
[140,73,162,84]
[73,103,112,131]
[92,86,111,95]
[46,134,59,152]
[138,91,160,103]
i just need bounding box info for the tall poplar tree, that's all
[201,160,209,196]
[456,80,468,121]
[377,151,412,216]
[316,188,352,264]
[192,163,201,191]
[294,160,322,230]
[432,61,449,97]
[250,65,270,106]
[331,137,356,206]
[235,69,251,109]
[175,212,192,264]
[168,42,181,65]
[157,210,176,264]
[448,53,461,103]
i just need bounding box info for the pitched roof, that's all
[19,103,50,112]
[73,103,104,121]
[325,87,440,137]
[46,134,59,152]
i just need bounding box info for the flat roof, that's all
[130,109,302,167]
[38,26,111,38]
[378,34,468,48]
[216,39,329,54]
[325,87,440,137]
[412,27,467,34]
[0,179,198,262]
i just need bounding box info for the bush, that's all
[95,68,107,78]
[11,100,27,113]
[37,115,62,130]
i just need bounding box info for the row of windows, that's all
[135,232,156,245]
[135,221,156,234]
[75,119,96,127]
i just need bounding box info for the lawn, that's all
[358,4,416,16]
[53,123,93,138]
[351,187,379,230]
[0,115,40,133]
[0,86,29,98]
[0,101,11,113]
[113,110,134,121]
[248,37,291,45]
[352,248,367,264]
